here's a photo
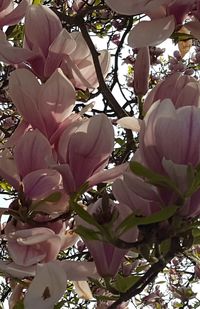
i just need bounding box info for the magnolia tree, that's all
[0,0,200,308]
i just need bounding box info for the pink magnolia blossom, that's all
[0,0,31,28]
[140,99,200,173]
[76,199,138,277]
[4,219,69,267]
[0,130,68,214]
[9,68,76,143]
[0,4,110,89]
[144,72,200,113]
[105,0,199,47]
[57,114,114,190]
[120,99,200,218]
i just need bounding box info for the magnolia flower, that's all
[57,114,115,191]
[77,198,138,277]
[144,72,200,113]
[105,0,200,47]
[119,99,200,218]
[0,130,68,214]
[139,99,200,173]
[5,220,65,267]
[0,4,110,89]
[9,68,76,143]
[0,0,31,28]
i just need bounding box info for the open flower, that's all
[0,4,110,89]
[0,130,68,214]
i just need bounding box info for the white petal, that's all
[117,117,141,131]
[73,281,93,300]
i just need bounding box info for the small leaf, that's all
[75,225,103,241]
[73,202,101,229]
[114,274,140,293]
[44,192,61,203]
[130,161,180,194]
[116,205,177,235]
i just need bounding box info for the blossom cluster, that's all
[0,1,200,309]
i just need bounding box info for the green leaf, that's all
[72,202,101,229]
[114,274,140,293]
[75,225,103,241]
[44,192,61,203]
[116,205,177,235]
[185,166,200,197]
[130,161,180,194]
[159,238,171,256]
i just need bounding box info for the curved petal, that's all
[24,262,67,309]
[117,116,141,131]
[23,169,62,200]
[185,20,200,41]
[24,5,62,58]
[14,130,54,178]
[39,69,76,137]
[128,15,175,47]
[44,29,76,77]
[0,0,32,28]
[9,69,47,134]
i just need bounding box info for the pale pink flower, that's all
[0,4,110,89]
[0,130,68,214]
[144,72,200,113]
[57,114,115,190]
[4,219,70,267]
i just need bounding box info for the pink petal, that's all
[88,163,128,186]
[39,69,76,137]
[185,20,200,41]
[24,4,62,58]
[128,15,175,48]
[9,69,47,134]
[0,0,32,28]
[14,130,54,178]
[23,169,62,200]
[44,29,76,77]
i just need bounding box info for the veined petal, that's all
[23,169,62,200]
[14,130,54,178]
[39,69,76,137]
[9,69,47,134]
